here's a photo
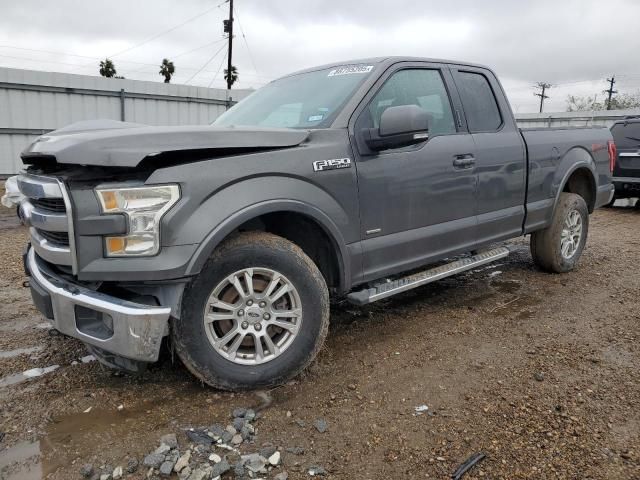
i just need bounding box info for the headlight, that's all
[95,185,180,257]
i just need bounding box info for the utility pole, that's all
[224,0,234,91]
[534,82,552,113]
[604,75,617,110]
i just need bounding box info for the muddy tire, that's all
[173,232,329,390]
[530,192,589,273]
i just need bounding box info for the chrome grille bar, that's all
[17,172,77,274]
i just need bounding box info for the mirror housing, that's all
[363,105,430,151]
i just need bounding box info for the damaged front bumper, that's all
[25,247,171,363]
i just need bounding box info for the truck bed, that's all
[520,126,613,232]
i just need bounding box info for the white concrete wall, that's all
[0,67,252,174]
[516,108,640,129]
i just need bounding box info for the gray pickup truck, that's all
[17,57,615,390]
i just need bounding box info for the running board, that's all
[346,247,510,305]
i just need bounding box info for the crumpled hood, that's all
[21,119,310,168]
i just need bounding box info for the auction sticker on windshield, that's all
[328,65,374,76]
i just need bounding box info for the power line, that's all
[208,47,229,88]
[534,82,552,113]
[233,6,260,78]
[0,45,272,79]
[109,1,228,59]
[604,75,618,110]
[183,43,228,84]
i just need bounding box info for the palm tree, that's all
[159,58,175,83]
[224,65,239,88]
[99,58,117,78]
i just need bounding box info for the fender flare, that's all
[550,148,597,218]
[184,199,351,292]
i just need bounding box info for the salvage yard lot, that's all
[0,198,639,479]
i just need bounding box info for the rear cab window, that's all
[454,71,503,133]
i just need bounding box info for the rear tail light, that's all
[607,140,617,173]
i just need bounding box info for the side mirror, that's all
[363,105,430,151]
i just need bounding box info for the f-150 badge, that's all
[313,158,351,172]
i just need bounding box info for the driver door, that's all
[351,64,478,282]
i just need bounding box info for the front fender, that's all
[179,176,353,291]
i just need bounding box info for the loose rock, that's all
[112,466,123,479]
[268,451,281,466]
[186,429,214,445]
[274,472,289,480]
[286,446,305,455]
[210,459,230,477]
[308,465,327,476]
[80,464,94,478]
[159,460,175,477]
[313,418,328,433]
[174,450,191,472]
[259,446,277,459]
[232,407,247,418]
[160,433,178,449]
[143,453,165,469]
[126,459,139,474]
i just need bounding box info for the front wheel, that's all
[173,232,329,390]
[530,192,589,273]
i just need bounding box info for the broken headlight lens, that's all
[96,185,180,257]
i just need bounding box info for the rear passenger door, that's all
[451,68,527,245]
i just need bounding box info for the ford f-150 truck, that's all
[17,57,615,390]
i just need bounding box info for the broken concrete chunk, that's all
[174,450,191,472]
[160,433,178,449]
[142,452,165,469]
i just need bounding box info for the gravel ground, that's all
[0,191,638,479]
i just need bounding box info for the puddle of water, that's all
[0,440,42,480]
[0,365,59,388]
[0,346,43,359]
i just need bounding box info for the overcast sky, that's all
[1,0,639,113]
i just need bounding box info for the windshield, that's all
[213,64,376,129]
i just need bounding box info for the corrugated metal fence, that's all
[0,67,252,174]
[516,108,640,129]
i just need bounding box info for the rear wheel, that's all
[173,232,329,390]
[530,192,589,273]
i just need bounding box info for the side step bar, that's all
[346,247,510,305]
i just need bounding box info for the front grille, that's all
[32,197,66,213]
[36,229,69,246]
[17,173,75,270]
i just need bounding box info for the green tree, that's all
[159,58,175,83]
[99,58,117,78]
[224,65,239,88]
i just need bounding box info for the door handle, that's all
[453,155,475,168]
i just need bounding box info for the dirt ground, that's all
[0,192,638,480]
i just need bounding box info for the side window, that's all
[366,69,456,136]
[455,71,502,132]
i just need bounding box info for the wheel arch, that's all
[552,147,598,216]
[185,200,351,293]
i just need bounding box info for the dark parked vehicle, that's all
[610,117,640,202]
[17,57,615,389]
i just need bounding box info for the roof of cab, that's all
[282,56,492,79]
